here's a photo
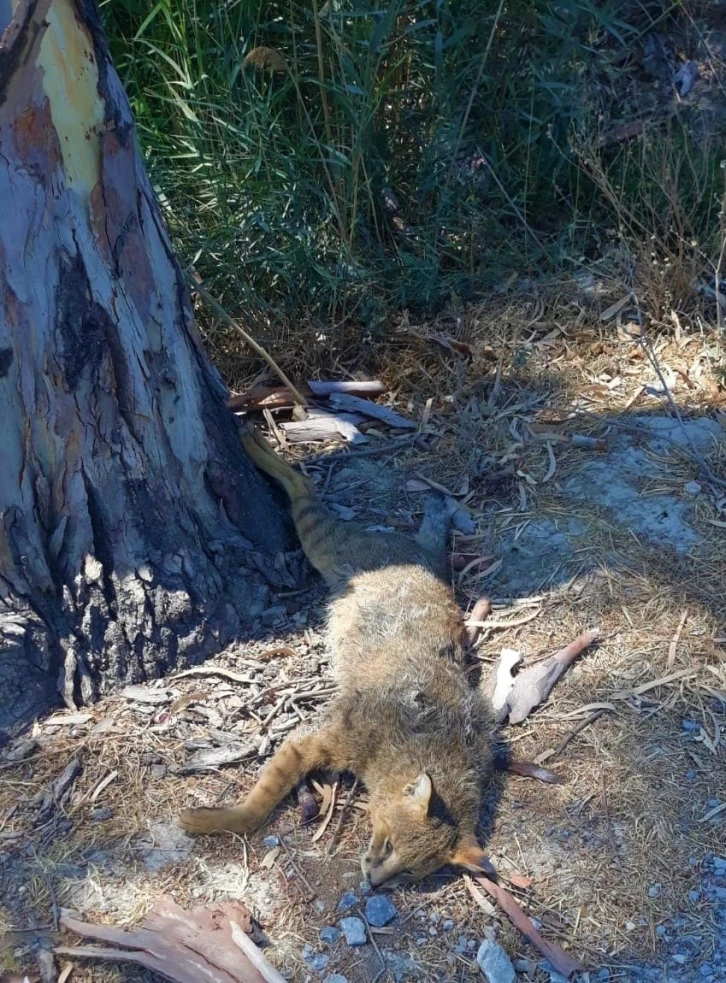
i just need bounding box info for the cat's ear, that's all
[451,837,496,876]
[403,773,433,813]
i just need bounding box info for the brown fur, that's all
[179,427,495,884]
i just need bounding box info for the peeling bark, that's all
[0,0,296,737]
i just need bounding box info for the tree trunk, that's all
[0,0,297,738]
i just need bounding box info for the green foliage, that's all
[102,0,724,352]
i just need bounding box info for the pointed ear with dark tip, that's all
[451,838,497,877]
[404,773,433,813]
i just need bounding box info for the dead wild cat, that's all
[179,426,495,885]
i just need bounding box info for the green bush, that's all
[102,0,724,356]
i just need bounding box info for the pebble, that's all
[323,977,348,983]
[684,481,702,496]
[443,919,455,931]
[358,879,371,895]
[595,971,610,982]
[714,857,726,870]
[648,883,662,898]
[319,926,340,945]
[339,916,366,947]
[707,798,722,808]
[337,891,357,912]
[671,954,688,965]
[686,770,697,781]
[514,959,534,973]
[455,936,469,954]
[539,959,569,983]
[681,720,699,732]
[364,895,398,927]
[302,945,329,973]
[689,889,701,902]
[263,835,280,848]
[476,940,516,983]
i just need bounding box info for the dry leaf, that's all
[243,46,288,72]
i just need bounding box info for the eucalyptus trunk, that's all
[0,0,295,737]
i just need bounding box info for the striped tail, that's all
[240,426,347,586]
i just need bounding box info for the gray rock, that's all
[476,940,516,983]
[263,835,280,848]
[339,916,366,947]
[684,481,702,496]
[319,926,340,944]
[365,894,398,927]
[443,919,455,931]
[323,977,349,983]
[539,960,568,983]
[337,891,357,911]
[648,883,661,898]
[302,946,329,973]
[384,950,421,981]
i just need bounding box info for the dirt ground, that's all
[1,295,726,983]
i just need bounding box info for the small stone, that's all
[699,964,713,976]
[714,856,726,869]
[476,940,516,983]
[672,954,687,965]
[689,889,701,902]
[303,949,329,973]
[443,919,455,931]
[648,883,661,898]
[539,960,568,983]
[365,894,398,927]
[595,971,610,982]
[686,770,696,781]
[455,936,469,954]
[684,481,702,496]
[529,917,542,931]
[626,921,636,932]
[323,976,349,983]
[263,835,279,848]
[514,959,534,973]
[339,916,366,947]
[707,798,722,808]
[656,925,668,937]
[319,926,340,944]
[337,891,357,912]
[416,937,427,947]
[681,720,699,732]
[428,926,438,937]
[359,879,372,895]
[91,807,114,821]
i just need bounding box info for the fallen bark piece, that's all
[279,410,367,444]
[227,379,385,413]
[172,742,257,775]
[56,899,285,983]
[308,380,385,398]
[327,392,414,429]
[498,629,599,725]
[470,876,584,978]
[34,758,82,824]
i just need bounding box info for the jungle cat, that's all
[179,426,495,885]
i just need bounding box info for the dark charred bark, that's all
[0,0,296,738]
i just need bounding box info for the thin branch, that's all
[186,275,308,408]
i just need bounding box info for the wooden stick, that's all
[187,276,308,408]
[466,875,584,977]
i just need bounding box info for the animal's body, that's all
[179,427,495,884]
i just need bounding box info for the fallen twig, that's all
[34,758,82,825]
[667,610,688,670]
[187,276,308,409]
[540,709,607,764]
[465,876,583,977]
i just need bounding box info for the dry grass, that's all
[2,289,726,982]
